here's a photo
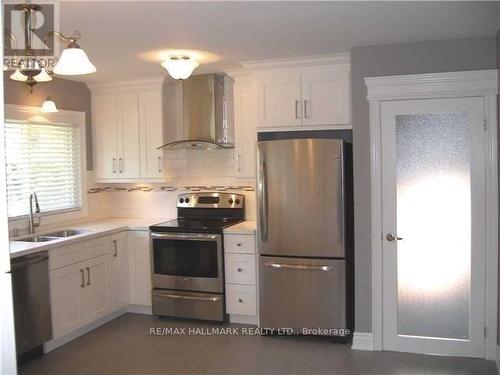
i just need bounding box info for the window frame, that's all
[4,104,87,225]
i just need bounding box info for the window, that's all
[5,120,82,218]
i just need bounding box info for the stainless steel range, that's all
[149,192,244,322]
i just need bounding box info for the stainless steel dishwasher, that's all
[11,251,52,355]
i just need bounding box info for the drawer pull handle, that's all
[265,262,335,272]
[236,243,242,247]
[155,292,220,302]
[238,298,243,303]
[237,268,243,272]
[80,269,85,288]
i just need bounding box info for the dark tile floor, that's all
[19,313,497,375]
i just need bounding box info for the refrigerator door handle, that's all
[265,262,335,272]
[258,155,268,241]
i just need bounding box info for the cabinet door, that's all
[49,263,85,339]
[256,71,302,128]
[139,90,164,179]
[93,94,118,179]
[83,255,112,323]
[117,92,141,179]
[301,70,350,126]
[233,80,257,178]
[127,231,152,307]
[111,232,129,310]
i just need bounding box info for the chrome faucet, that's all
[29,192,41,234]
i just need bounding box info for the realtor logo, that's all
[3,1,60,70]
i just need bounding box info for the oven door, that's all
[151,232,223,293]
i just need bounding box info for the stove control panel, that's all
[177,192,245,209]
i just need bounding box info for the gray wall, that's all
[351,36,497,332]
[3,73,92,170]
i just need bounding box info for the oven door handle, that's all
[154,291,220,302]
[151,232,220,241]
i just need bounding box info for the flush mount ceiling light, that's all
[5,3,96,93]
[161,56,199,80]
[41,97,58,113]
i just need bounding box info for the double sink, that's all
[14,229,91,243]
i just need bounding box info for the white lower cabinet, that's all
[49,262,86,338]
[50,253,112,339]
[223,233,258,322]
[127,231,152,307]
[226,284,257,316]
[110,232,129,310]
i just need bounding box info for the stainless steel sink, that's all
[44,229,91,238]
[16,235,59,243]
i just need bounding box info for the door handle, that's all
[258,154,268,242]
[80,269,85,288]
[386,233,403,241]
[113,239,118,257]
[295,100,300,119]
[112,158,116,174]
[86,267,90,285]
[158,156,162,173]
[118,158,123,173]
[304,100,309,119]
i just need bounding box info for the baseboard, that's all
[228,314,258,325]
[44,308,127,353]
[496,345,500,375]
[351,332,374,351]
[126,304,153,315]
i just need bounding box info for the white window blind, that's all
[5,121,82,217]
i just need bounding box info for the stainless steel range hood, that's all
[159,73,234,150]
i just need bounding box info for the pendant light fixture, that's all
[161,56,199,80]
[5,3,97,93]
[41,97,58,113]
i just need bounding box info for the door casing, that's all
[363,70,498,359]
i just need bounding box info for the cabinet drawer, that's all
[226,284,256,316]
[85,236,112,259]
[49,243,86,270]
[224,254,256,285]
[224,234,255,254]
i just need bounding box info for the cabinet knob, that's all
[237,268,243,272]
[238,298,243,303]
[236,243,242,247]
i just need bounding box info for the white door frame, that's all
[365,70,498,359]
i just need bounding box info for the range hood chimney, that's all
[159,73,234,150]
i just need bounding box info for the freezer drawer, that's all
[152,289,224,322]
[259,256,346,334]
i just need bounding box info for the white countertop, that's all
[224,221,256,235]
[9,217,170,259]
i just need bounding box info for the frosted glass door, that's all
[381,98,485,357]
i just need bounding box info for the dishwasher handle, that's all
[11,253,49,270]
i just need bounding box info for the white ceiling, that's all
[59,1,499,84]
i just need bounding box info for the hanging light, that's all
[34,68,52,82]
[161,56,199,80]
[53,36,96,75]
[41,97,58,113]
[5,3,96,92]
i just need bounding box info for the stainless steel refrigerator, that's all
[257,138,351,335]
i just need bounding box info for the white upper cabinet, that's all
[93,94,118,179]
[256,71,302,128]
[91,80,164,182]
[138,90,164,179]
[253,60,351,130]
[116,92,141,179]
[301,70,350,126]
[232,75,257,178]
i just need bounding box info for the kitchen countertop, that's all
[223,220,256,235]
[9,217,170,259]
